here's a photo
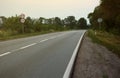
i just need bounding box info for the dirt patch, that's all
[72,36,120,78]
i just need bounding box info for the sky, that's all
[0,0,100,20]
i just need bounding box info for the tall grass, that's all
[88,30,120,58]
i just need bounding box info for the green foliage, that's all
[0,15,88,39]
[0,30,18,39]
[54,17,62,26]
[24,17,34,33]
[77,18,88,29]
[88,30,120,58]
[64,16,77,29]
[88,0,120,35]
[2,16,22,33]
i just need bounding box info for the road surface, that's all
[0,30,85,78]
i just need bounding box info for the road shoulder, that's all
[72,35,120,78]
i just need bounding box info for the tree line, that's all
[88,0,120,35]
[0,15,88,36]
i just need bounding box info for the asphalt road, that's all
[0,30,85,78]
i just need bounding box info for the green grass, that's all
[0,31,56,41]
[87,29,120,58]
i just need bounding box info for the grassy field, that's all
[87,30,120,58]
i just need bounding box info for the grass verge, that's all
[87,29,120,58]
[0,31,57,41]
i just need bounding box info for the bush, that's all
[0,30,19,38]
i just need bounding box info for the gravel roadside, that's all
[72,35,120,78]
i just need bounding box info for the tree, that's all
[77,18,87,29]
[0,17,4,27]
[64,16,77,29]
[88,0,120,34]
[54,17,62,26]
[39,17,45,24]
[3,16,22,33]
[24,17,34,33]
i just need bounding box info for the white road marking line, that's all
[0,33,66,57]
[63,31,86,78]
[19,34,65,49]
[39,39,49,43]
[39,34,65,43]
[0,52,11,57]
[20,43,37,49]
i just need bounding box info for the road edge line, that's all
[0,52,11,57]
[63,31,86,78]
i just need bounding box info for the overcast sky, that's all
[0,0,99,20]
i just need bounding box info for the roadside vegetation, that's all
[88,0,120,35]
[87,0,120,57]
[0,16,88,41]
[0,30,54,40]
[87,30,120,57]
